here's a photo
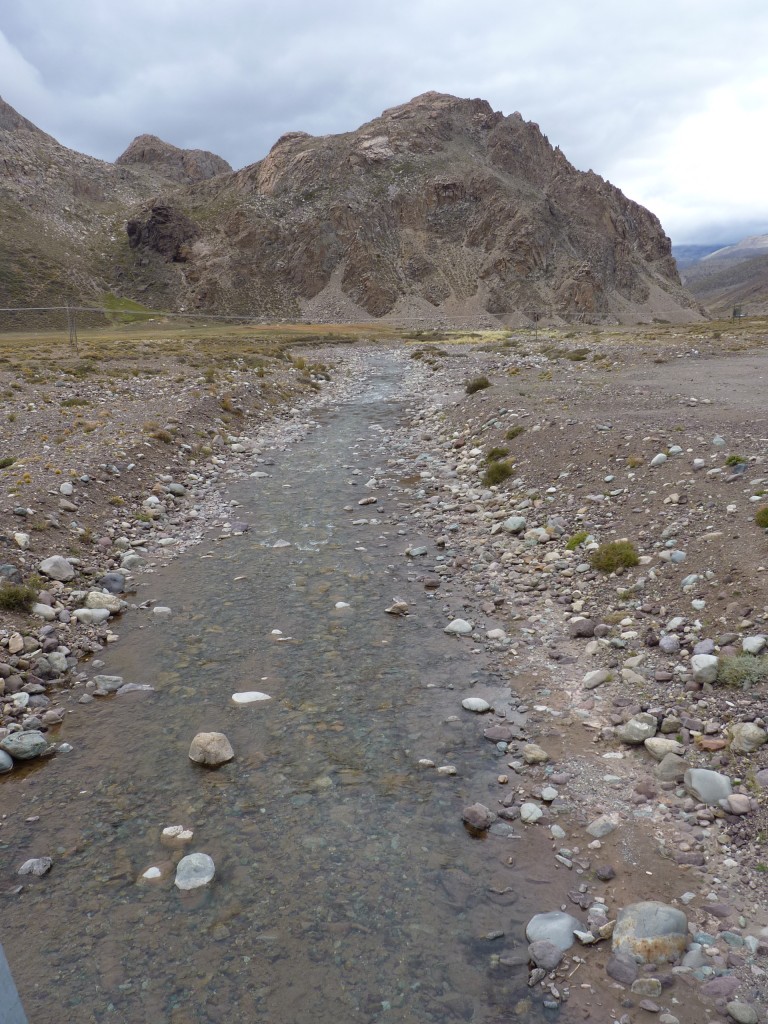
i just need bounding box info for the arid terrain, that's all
[1,318,767,1022]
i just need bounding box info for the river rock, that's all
[568,617,595,638]
[583,669,611,690]
[0,730,48,760]
[690,654,719,684]
[520,803,543,824]
[612,901,688,963]
[0,750,14,773]
[502,515,527,534]
[725,794,751,815]
[18,857,53,876]
[586,814,618,838]
[654,753,689,782]
[616,713,658,744]
[659,634,680,654]
[725,1002,759,1024]
[606,951,638,985]
[444,618,473,635]
[526,911,581,951]
[231,691,272,704]
[728,722,768,753]
[461,803,495,831]
[98,571,127,594]
[684,768,733,804]
[84,591,126,613]
[742,635,766,655]
[73,607,111,624]
[528,940,564,971]
[461,697,491,713]
[632,978,662,997]
[522,743,550,764]
[174,852,215,890]
[92,674,124,693]
[38,555,75,582]
[32,603,56,621]
[644,737,685,761]
[189,732,234,766]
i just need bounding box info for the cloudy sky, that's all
[1,0,767,243]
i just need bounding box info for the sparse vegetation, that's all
[505,425,525,440]
[486,446,509,462]
[717,654,768,689]
[0,456,15,469]
[589,540,640,573]
[565,531,589,551]
[0,581,38,613]
[754,507,768,529]
[465,376,491,395]
[481,460,514,486]
[725,453,747,465]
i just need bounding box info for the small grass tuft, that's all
[565,530,589,551]
[755,506,768,529]
[590,540,640,573]
[481,460,514,487]
[0,581,38,613]
[0,456,15,469]
[465,376,491,395]
[486,446,510,462]
[718,654,768,689]
[725,453,747,466]
[505,425,525,441]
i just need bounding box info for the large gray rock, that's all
[0,750,14,773]
[690,653,719,684]
[84,591,126,613]
[684,767,733,805]
[502,515,527,534]
[525,911,581,952]
[174,852,215,890]
[528,940,564,971]
[728,722,768,754]
[0,730,48,760]
[462,803,495,831]
[654,753,689,782]
[444,618,473,635]
[188,732,234,766]
[742,635,766,655]
[38,555,75,582]
[644,737,685,761]
[612,901,688,963]
[616,713,658,744]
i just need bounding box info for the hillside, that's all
[1,92,701,323]
[681,232,768,316]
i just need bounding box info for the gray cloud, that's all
[2,0,768,241]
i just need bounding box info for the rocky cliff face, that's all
[116,134,231,183]
[1,92,700,323]
[122,92,698,322]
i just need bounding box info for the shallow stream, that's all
[3,354,559,1023]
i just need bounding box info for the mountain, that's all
[680,232,768,316]
[1,92,701,323]
[672,243,733,270]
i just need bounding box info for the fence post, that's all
[0,944,28,1024]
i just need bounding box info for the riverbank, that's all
[1,325,767,1023]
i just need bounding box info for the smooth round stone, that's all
[616,713,658,744]
[444,618,473,635]
[334,602,350,609]
[725,1001,759,1024]
[502,516,527,534]
[520,802,543,824]
[650,453,667,467]
[0,750,14,773]
[141,866,162,880]
[18,857,53,876]
[0,730,48,760]
[742,635,766,655]
[541,787,558,802]
[690,653,719,684]
[84,591,125,613]
[188,732,234,766]
[174,852,215,890]
[645,736,685,761]
[522,743,550,764]
[728,722,767,753]
[73,607,110,624]
[461,697,491,713]
[526,911,581,951]
[612,901,688,963]
[153,606,172,617]
[231,691,272,704]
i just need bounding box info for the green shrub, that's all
[0,456,15,469]
[565,530,589,551]
[725,453,746,466]
[0,582,38,613]
[465,376,491,395]
[589,540,640,573]
[717,654,768,689]
[482,460,514,487]
[505,425,525,440]
[755,506,768,529]
[486,446,510,462]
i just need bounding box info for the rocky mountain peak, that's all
[0,96,49,136]
[115,134,232,183]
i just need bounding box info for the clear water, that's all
[2,355,558,1023]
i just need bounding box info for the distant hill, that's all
[672,243,733,269]
[680,232,768,316]
[0,92,702,324]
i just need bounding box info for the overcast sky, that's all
[1,0,767,243]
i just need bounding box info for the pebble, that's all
[525,911,581,951]
[231,691,272,704]
[520,803,543,824]
[444,618,473,635]
[461,697,491,713]
[18,857,53,876]
[188,731,234,766]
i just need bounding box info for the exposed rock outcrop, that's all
[116,134,232,183]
